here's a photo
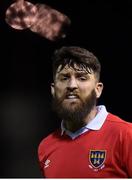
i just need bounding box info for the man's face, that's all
[51,64,103,122]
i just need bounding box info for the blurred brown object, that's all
[5,1,71,41]
[29,4,71,41]
[5,0,37,30]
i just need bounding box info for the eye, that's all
[62,77,68,80]
[60,75,69,81]
[78,76,87,81]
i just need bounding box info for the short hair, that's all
[52,46,101,81]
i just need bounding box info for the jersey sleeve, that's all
[37,140,46,177]
[122,124,132,177]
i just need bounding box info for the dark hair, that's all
[52,46,101,81]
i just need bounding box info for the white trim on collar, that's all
[61,105,108,139]
[86,105,108,130]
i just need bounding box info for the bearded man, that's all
[38,46,132,178]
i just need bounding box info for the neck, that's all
[64,106,97,132]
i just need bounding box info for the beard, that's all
[52,89,97,127]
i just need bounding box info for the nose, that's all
[67,77,78,91]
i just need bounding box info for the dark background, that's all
[0,0,131,177]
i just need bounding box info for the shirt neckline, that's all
[61,105,108,139]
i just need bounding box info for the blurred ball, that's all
[30,4,71,41]
[5,1,37,30]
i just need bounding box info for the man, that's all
[38,46,132,178]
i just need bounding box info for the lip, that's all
[64,94,80,102]
[65,94,79,99]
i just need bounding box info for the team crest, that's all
[89,150,106,169]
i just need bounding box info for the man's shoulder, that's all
[38,129,61,150]
[106,113,132,130]
[37,129,62,162]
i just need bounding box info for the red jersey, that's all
[38,113,132,178]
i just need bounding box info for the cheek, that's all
[79,83,90,90]
[54,84,65,98]
[79,85,94,97]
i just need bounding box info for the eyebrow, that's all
[58,71,89,77]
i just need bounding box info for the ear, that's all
[51,83,55,97]
[95,82,103,98]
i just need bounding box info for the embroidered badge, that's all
[89,150,106,171]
